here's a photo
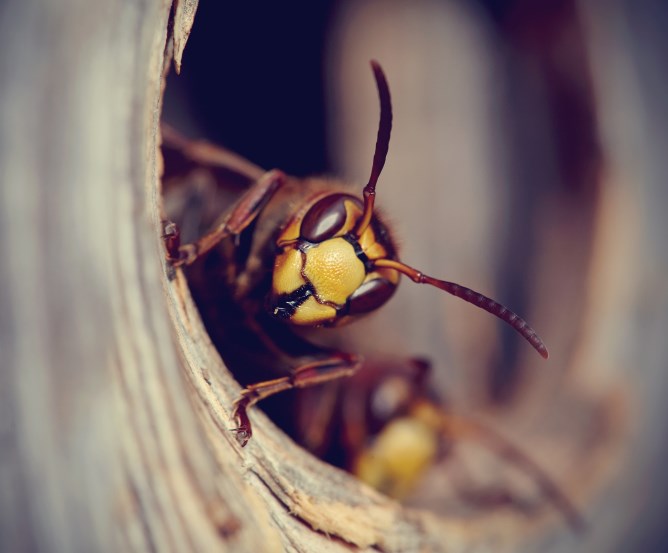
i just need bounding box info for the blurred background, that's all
[162,0,668,551]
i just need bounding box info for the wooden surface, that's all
[2,1,667,552]
[0,1,471,551]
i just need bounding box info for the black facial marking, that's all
[343,232,373,272]
[270,284,314,320]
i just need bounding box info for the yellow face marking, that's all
[271,193,399,326]
[358,225,380,255]
[303,237,366,306]
[354,205,393,263]
[342,199,363,234]
[272,249,306,295]
[353,417,438,499]
[278,217,303,244]
[290,296,337,326]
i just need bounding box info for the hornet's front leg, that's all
[164,169,285,267]
[232,352,362,447]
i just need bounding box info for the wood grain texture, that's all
[4,0,665,552]
[0,1,273,551]
[172,0,199,73]
[0,1,469,551]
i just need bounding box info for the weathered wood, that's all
[3,0,666,552]
[0,1,274,551]
[0,1,464,551]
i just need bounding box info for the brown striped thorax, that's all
[269,193,400,327]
